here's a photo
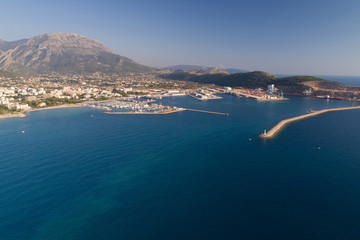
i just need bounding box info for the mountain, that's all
[0,33,153,74]
[163,65,247,74]
[0,39,27,52]
[189,67,229,75]
[163,65,208,71]
[223,68,248,74]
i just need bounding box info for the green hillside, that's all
[161,71,324,88]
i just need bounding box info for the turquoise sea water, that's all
[1,95,360,239]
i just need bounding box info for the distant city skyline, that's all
[1,0,360,76]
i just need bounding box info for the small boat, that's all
[21,130,25,134]
[90,115,94,118]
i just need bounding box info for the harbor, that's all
[224,84,288,101]
[104,107,185,115]
[85,100,170,113]
[104,108,229,116]
[189,88,223,100]
[260,105,360,138]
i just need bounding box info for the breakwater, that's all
[104,108,185,115]
[185,108,229,116]
[104,108,229,116]
[260,106,360,138]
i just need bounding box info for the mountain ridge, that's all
[163,65,247,74]
[0,39,27,52]
[0,33,153,74]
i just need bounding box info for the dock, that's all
[260,106,360,138]
[189,94,223,101]
[228,91,288,101]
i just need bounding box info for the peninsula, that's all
[260,106,360,138]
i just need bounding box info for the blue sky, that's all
[1,0,360,75]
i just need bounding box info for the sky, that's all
[1,0,360,75]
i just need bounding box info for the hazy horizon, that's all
[1,0,360,76]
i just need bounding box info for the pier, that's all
[260,106,360,138]
[185,109,229,116]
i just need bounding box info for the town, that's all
[0,72,288,114]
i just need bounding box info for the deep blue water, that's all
[1,95,360,240]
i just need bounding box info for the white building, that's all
[268,84,275,94]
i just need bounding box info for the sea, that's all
[1,94,360,240]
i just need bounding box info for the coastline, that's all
[0,103,93,121]
[260,105,360,138]
[0,112,27,120]
[25,103,86,113]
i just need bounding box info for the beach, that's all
[0,102,107,120]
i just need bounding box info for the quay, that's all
[189,94,223,101]
[260,106,360,138]
[228,90,288,101]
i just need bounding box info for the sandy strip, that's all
[0,113,27,120]
[0,103,92,120]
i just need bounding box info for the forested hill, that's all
[160,71,324,88]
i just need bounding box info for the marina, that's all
[86,100,170,113]
[86,99,229,115]
[104,108,229,116]
[104,107,185,115]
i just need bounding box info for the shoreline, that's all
[260,105,360,138]
[0,103,94,120]
[0,112,27,120]
[25,103,86,113]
